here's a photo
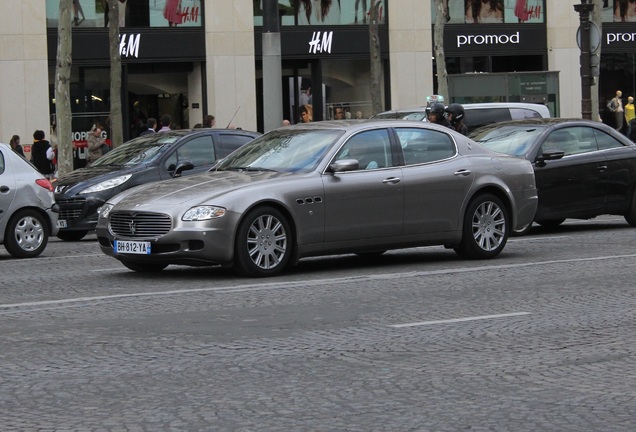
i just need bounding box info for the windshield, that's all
[215,129,344,173]
[91,134,181,167]
[471,125,546,156]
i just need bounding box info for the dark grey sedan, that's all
[96,120,538,277]
[54,128,260,241]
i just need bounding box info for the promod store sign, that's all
[443,26,546,56]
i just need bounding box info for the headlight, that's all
[98,203,114,219]
[80,174,132,194]
[182,206,227,221]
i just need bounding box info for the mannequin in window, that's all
[607,90,624,131]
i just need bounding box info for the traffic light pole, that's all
[574,0,595,120]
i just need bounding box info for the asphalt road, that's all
[1,216,635,431]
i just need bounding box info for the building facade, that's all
[0,1,630,157]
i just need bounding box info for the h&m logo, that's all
[308,31,333,54]
[119,34,141,58]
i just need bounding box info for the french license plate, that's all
[114,240,151,255]
[57,220,68,228]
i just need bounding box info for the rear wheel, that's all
[121,261,168,272]
[57,230,88,241]
[4,209,49,258]
[233,206,292,277]
[454,194,509,260]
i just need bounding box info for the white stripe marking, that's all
[388,312,531,328]
[1,253,636,311]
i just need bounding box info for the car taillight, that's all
[36,179,54,192]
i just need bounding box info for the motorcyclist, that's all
[426,102,453,130]
[444,103,468,136]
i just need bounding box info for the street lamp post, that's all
[574,0,595,120]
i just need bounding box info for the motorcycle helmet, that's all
[429,102,446,117]
[444,103,465,123]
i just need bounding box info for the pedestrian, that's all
[299,104,312,123]
[334,107,346,120]
[282,119,291,126]
[158,114,172,132]
[427,103,453,129]
[203,115,216,128]
[30,130,55,179]
[9,135,25,158]
[444,103,468,136]
[86,126,106,167]
[140,118,157,136]
[625,96,635,139]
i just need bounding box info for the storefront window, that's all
[46,0,202,28]
[253,0,386,26]
[432,0,544,24]
[608,0,636,22]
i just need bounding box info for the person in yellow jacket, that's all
[625,96,636,142]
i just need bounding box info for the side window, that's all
[164,136,216,171]
[511,108,543,120]
[216,134,255,158]
[542,127,596,156]
[396,128,456,165]
[463,108,511,131]
[0,151,5,175]
[335,129,393,170]
[594,128,626,150]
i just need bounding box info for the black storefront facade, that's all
[436,23,559,115]
[254,25,390,131]
[599,23,636,122]
[46,28,206,166]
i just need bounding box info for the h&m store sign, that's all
[443,26,546,56]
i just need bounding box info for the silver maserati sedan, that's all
[95,120,538,277]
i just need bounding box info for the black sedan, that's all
[54,128,260,241]
[469,118,636,233]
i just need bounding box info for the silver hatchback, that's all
[96,120,537,277]
[0,143,59,258]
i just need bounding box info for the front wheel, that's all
[233,206,292,277]
[625,189,636,226]
[454,194,509,260]
[4,209,49,258]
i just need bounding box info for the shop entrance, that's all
[126,63,192,138]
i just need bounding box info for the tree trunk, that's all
[109,1,123,148]
[433,0,448,101]
[55,1,73,177]
[369,1,383,116]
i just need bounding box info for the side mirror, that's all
[535,150,564,167]
[173,161,195,178]
[329,159,360,173]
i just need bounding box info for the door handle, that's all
[0,185,9,193]
[382,177,401,184]
[454,169,471,176]
[597,165,608,172]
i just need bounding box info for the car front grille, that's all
[110,212,172,238]
[57,198,87,221]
